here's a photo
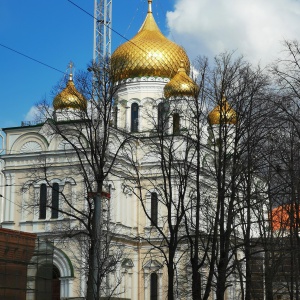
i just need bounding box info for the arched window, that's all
[151,192,158,226]
[150,273,158,300]
[131,103,139,132]
[158,102,169,132]
[173,113,180,134]
[39,184,47,219]
[51,183,59,219]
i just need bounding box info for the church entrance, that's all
[52,265,60,300]
[35,264,60,300]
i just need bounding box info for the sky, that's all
[1,0,300,129]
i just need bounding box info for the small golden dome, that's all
[53,73,87,111]
[164,62,199,98]
[111,0,190,81]
[208,96,237,125]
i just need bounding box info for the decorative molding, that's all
[122,258,134,268]
[20,141,43,153]
[143,259,163,271]
[118,77,170,84]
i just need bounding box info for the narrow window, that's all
[51,183,59,219]
[113,105,118,128]
[173,113,180,134]
[158,102,169,132]
[150,273,158,300]
[39,184,47,219]
[151,192,158,226]
[131,103,139,132]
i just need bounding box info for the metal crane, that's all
[93,0,112,63]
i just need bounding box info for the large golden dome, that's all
[164,62,199,98]
[111,0,190,81]
[208,96,237,125]
[53,73,87,111]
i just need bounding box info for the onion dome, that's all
[53,66,87,111]
[111,0,190,81]
[164,62,199,98]
[208,96,237,125]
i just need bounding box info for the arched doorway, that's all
[52,265,60,300]
[36,264,60,300]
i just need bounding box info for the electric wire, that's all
[67,0,146,53]
[67,0,193,81]
[0,43,66,75]
[0,193,31,213]
[155,0,177,43]
[0,2,191,82]
[120,0,144,47]
[0,2,189,80]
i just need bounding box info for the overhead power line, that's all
[0,43,66,74]
[67,0,180,78]
[67,0,145,53]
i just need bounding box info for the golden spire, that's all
[207,95,237,125]
[53,62,87,111]
[111,0,190,81]
[148,0,152,13]
[164,61,199,99]
[68,61,74,81]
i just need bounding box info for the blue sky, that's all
[0,0,173,128]
[1,0,300,129]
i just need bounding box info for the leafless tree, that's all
[120,52,273,300]
[22,60,131,300]
[260,39,300,299]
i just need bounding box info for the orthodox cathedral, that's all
[0,1,237,299]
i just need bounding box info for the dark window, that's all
[158,102,169,132]
[173,113,180,134]
[131,103,139,132]
[51,183,59,219]
[151,192,158,226]
[150,273,158,300]
[114,106,118,128]
[39,184,47,219]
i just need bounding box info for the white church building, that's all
[0,1,239,299]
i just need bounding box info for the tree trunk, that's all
[192,268,201,300]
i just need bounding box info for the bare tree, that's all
[22,60,131,300]
[261,40,300,299]
[118,52,276,300]
[175,53,272,300]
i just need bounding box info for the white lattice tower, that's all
[93,0,112,63]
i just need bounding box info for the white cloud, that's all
[166,0,300,66]
[24,105,51,123]
[24,106,39,121]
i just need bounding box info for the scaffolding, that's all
[0,228,54,300]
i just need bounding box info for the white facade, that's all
[0,2,246,300]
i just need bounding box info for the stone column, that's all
[3,173,14,226]
[158,271,163,300]
[144,269,149,300]
[126,106,130,132]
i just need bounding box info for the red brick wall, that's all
[0,228,36,300]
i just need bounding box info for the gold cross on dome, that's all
[68,61,74,73]
[68,61,74,81]
[148,0,152,13]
